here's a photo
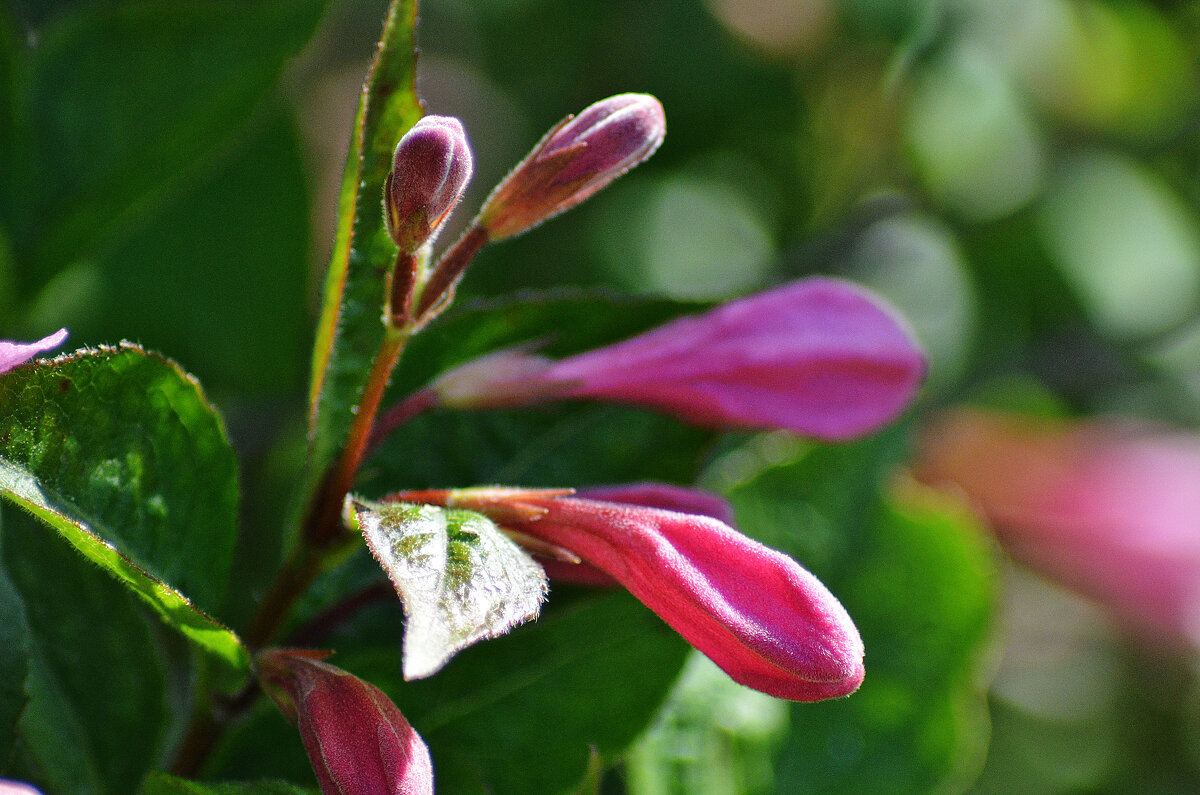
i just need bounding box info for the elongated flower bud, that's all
[385,116,473,253]
[0,329,67,375]
[257,650,434,795]
[427,278,924,440]
[391,488,865,701]
[478,93,666,239]
[535,483,737,587]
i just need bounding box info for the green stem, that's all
[304,328,410,548]
[413,224,489,322]
[169,325,412,775]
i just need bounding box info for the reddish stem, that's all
[413,224,489,322]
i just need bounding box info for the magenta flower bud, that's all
[0,329,67,375]
[918,410,1200,650]
[477,93,666,239]
[257,650,434,795]
[535,483,736,587]
[393,487,865,701]
[430,277,925,440]
[580,482,736,526]
[385,115,473,253]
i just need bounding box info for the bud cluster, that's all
[381,94,667,326]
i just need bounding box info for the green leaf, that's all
[721,432,998,794]
[306,0,421,482]
[58,110,312,396]
[382,591,689,795]
[625,654,789,795]
[0,529,30,765]
[3,514,169,794]
[207,593,689,795]
[6,0,326,276]
[348,499,547,679]
[363,405,716,493]
[0,346,248,674]
[141,772,316,795]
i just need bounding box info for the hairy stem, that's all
[170,324,412,775]
[413,224,489,322]
[304,328,409,548]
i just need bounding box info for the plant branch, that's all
[304,327,410,549]
[365,386,439,458]
[413,224,489,322]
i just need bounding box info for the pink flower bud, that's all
[917,410,1200,650]
[0,781,43,794]
[478,93,666,239]
[430,277,924,440]
[392,488,865,701]
[0,329,67,375]
[580,482,736,525]
[537,483,737,587]
[385,115,473,253]
[257,650,434,795]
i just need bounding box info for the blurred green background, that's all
[4,0,1200,792]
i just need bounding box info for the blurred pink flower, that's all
[537,482,737,587]
[258,650,434,795]
[0,781,43,794]
[0,330,67,375]
[429,277,925,440]
[391,487,865,701]
[478,93,666,239]
[917,409,1200,649]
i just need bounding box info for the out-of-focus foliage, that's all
[3,0,1200,792]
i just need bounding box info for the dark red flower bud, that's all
[257,650,433,795]
[478,93,665,239]
[385,115,473,253]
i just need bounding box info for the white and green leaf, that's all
[348,498,547,679]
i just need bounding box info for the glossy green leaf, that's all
[348,499,547,679]
[5,0,325,276]
[0,529,30,765]
[307,0,421,482]
[3,516,168,794]
[722,432,998,794]
[626,653,789,795]
[0,346,248,673]
[141,772,315,795]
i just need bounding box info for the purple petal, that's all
[579,482,736,525]
[546,278,924,439]
[0,329,68,375]
[386,115,473,253]
[0,781,43,795]
[478,94,666,239]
